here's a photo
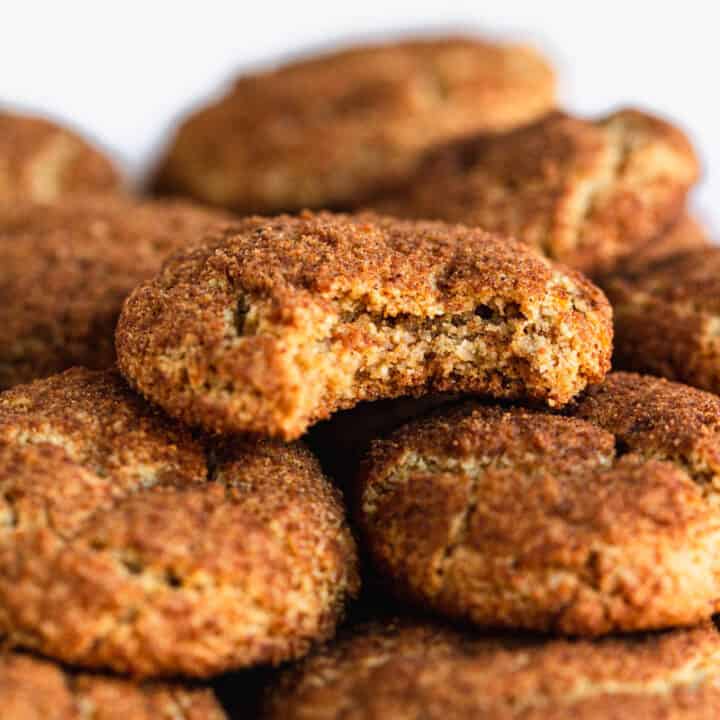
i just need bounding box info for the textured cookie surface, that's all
[116,212,612,440]
[374,109,699,274]
[152,36,555,213]
[0,195,229,389]
[0,651,225,719]
[265,618,720,720]
[0,111,121,209]
[604,246,720,393]
[359,372,720,635]
[0,368,359,677]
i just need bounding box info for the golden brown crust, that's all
[373,109,699,275]
[0,111,122,209]
[603,246,720,392]
[0,650,226,720]
[264,618,720,719]
[0,195,230,389]
[116,211,612,440]
[358,372,720,635]
[0,368,359,678]
[151,36,555,213]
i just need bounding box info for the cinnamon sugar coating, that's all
[116,212,612,440]
[358,372,720,635]
[0,368,359,678]
[151,36,555,213]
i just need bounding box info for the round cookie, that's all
[0,368,359,677]
[358,372,720,635]
[264,618,720,720]
[0,195,230,389]
[151,36,555,214]
[116,211,613,440]
[604,246,720,393]
[0,110,122,210]
[373,109,699,275]
[0,651,225,720]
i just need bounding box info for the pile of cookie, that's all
[1,35,720,719]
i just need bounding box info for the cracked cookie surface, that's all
[0,195,230,389]
[264,618,720,720]
[0,111,122,211]
[0,368,359,677]
[358,372,720,635]
[151,36,555,214]
[373,110,699,275]
[116,211,612,440]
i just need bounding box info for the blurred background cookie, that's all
[116,212,612,439]
[0,110,123,211]
[150,36,556,214]
[373,109,699,275]
[0,369,359,677]
[358,372,720,635]
[0,195,230,389]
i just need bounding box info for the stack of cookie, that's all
[1,34,719,719]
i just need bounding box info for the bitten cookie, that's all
[151,36,555,214]
[0,651,225,720]
[264,618,720,720]
[358,372,720,635]
[0,368,359,677]
[0,110,122,209]
[374,109,699,275]
[116,212,612,440]
[0,195,230,389]
[604,246,720,393]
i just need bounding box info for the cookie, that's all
[0,195,230,389]
[151,36,555,214]
[358,372,720,635]
[0,651,225,720]
[116,212,613,440]
[0,110,122,209]
[603,246,720,393]
[374,109,699,275]
[264,618,720,719]
[0,368,359,677]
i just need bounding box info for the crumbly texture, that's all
[116,212,612,440]
[358,372,720,635]
[603,246,720,393]
[0,111,122,210]
[0,368,359,678]
[151,36,555,214]
[0,650,225,720]
[264,618,720,719]
[0,195,230,389]
[373,109,699,275]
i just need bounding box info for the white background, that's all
[1,1,716,230]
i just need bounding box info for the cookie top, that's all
[0,195,230,389]
[0,651,226,720]
[116,211,612,439]
[374,109,699,274]
[264,618,720,719]
[151,36,555,213]
[0,111,122,209]
[358,372,720,635]
[0,368,359,677]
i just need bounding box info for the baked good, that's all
[373,109,699,275]
[264,618,720,719]
[151,36,555,213]
[0,368,359,677]
[358,372,720,635]
[0,195,229,389]
[116,212,613,439]
[0,650,225,719]
[0,110,121,209]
